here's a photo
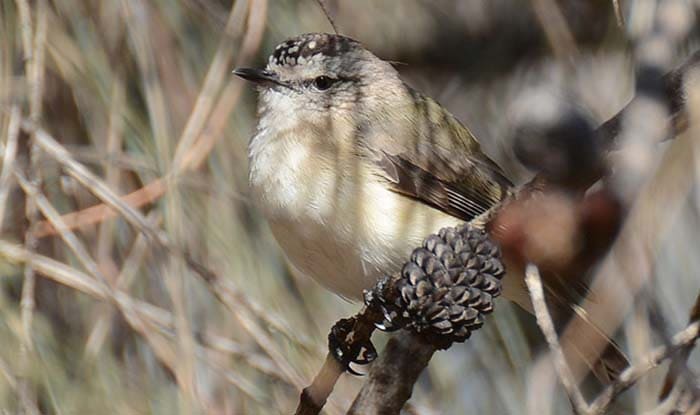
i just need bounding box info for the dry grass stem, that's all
[524,263,590,414]
[85,215,156,357]
[32,0,266,239]
[25,121,315,384]
[0,106,20,233]
[589,320,700,414]
[612,0,625,27]
[28,0,46,122]
[295,354,344,415]
[0,240,289,404]
[14,1,47,413]
[22,121,311,392]
[201,273,308,390]
[24,122,166,241]
[530,0,580,62]
[658,292,700,401]
[171,0,249,169]
[14,169,111,288]
[558,34,698,403]
[96,77,126,275]
[1,1,698,413]
[315,0,340,34]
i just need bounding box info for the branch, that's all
[347,332,437,415]
[19,121,310,391]
[295,224,505,414]
[0,240,280,404]
[658,291,700,400]
[293,47,700,414]
[30,0,266,238]
[495,34,700,388]
[588,320,700,414]
[525,265,700,415]
[315,0,339,35]
[524,263,590,414]
[294,307,380,415]
[294,354,344,415]
[0,106,19,233]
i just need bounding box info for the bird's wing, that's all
[358,88,595,304]
[360,89,627,382]
[374,152,512,222]
[362,88,513,222]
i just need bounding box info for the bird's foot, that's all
[328,316,377,376]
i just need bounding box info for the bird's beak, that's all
[233,68,284,87]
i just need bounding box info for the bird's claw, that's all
[328,317,377,375]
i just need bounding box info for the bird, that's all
[235,32,626,382]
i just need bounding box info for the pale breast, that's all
[249,132,464,299]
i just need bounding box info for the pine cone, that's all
[365,224,505,349]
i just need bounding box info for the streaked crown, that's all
[236,32,403,125]
[268,33,359,69]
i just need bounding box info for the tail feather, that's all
[555,304,629,384]
[502,264,630,383]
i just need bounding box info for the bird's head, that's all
[235,33,404,130]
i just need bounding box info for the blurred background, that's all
[0,0,699,414]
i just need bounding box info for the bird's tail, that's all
[556,307,629,384]
[501,263,629,383]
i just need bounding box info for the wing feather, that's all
[363,87,513,222]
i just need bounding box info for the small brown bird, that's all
[236,32,626,382]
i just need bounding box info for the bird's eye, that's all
[312,76,334,91]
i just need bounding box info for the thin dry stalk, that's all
[121,2,197,406]
[163,254,198,410]
[589,320,700,414]
[22,122,310,391]
[315,0,339,34]
[199,271,308,390]
[178,0,268,169]
[658,292,700,400]
[62,145,152,173]
[14,0,32,64]
[96,77,126,278]
[171,0,249,168]
[0,240,284,404]
[0,356,17,391]
[293,354,343,415]
[15,0,35,372]
[556,65,698,395]
[0,355,39,415]
[0,106,20,232]
[629,300,656,411]
[13,167,193,400]
[121,0,173,167]
[32,0,265,238]
[15,170,111,287]
[28,0,46,122]
[524,263,590,415]
[202,355,267,405]
[32,178,165,237]
[529,0,580,62]
[26,123,164,238]
[200,332,287,383]
[85,215,156,357]
[612,0,625,27]
[87,77,128,359]
[15,1,47,413]
[1,240,109,298]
